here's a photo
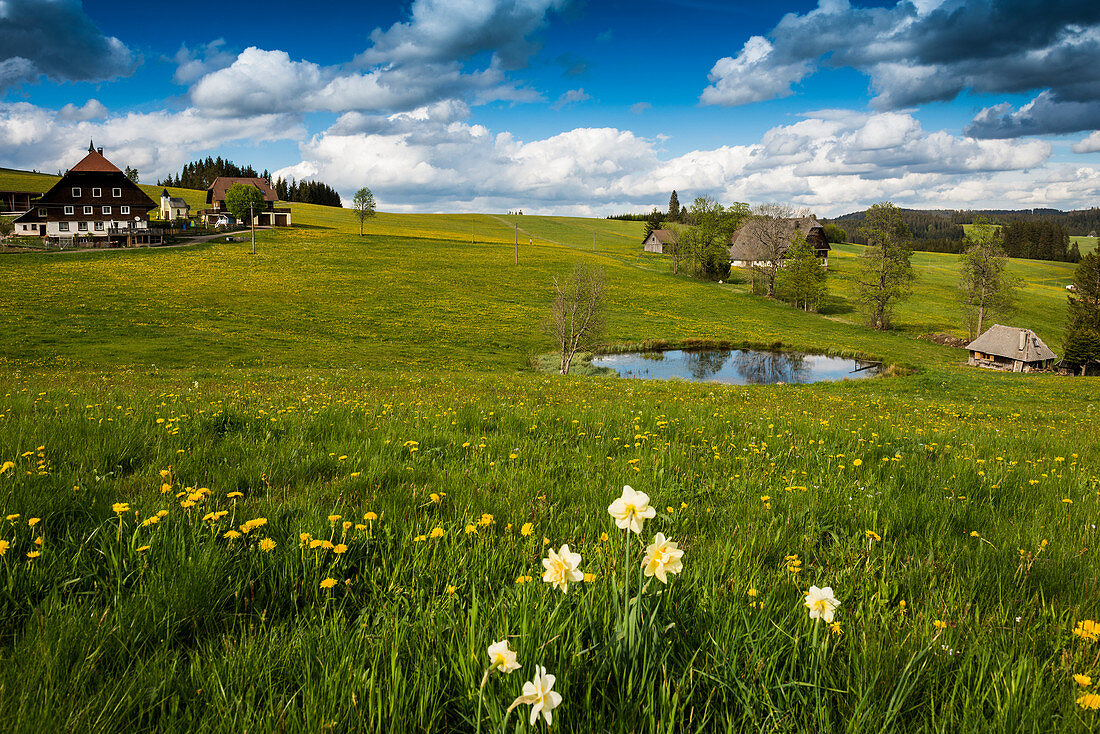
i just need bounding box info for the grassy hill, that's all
[1,199,1098,731]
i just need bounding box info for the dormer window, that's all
[92,188,102,197]
[72,187,81,197]
[84,206,93,215]
[112,188,121,197]
[102,206,111,215]
[64,206,74,215]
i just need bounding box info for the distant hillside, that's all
[829,206,1100,236]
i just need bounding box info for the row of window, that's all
[72,187,123,198]
[39,205,131,216]
[58,221,136,232]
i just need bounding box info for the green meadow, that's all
[0,195,1098,732]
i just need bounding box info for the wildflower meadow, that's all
[0,201,1097,732]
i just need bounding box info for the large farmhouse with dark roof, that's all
[12,143,160,246]
[728,217,830,269]
[202,177,291,227]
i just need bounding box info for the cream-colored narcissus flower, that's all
[510,665,563,726]
[487,639,521,674]
[642,533,684,583]
[804,585,841,623]
[542,544,584,593]
[607,485,656,534]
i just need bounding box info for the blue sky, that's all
[1,0,1098,215]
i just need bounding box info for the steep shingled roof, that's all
[69,146,122,174]
[728,217,828,261]
[966,324,1056,362]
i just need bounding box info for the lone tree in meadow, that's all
[855,201,914,330]
[224,182,266,225]
[547,265,607,375]
[958,217,1020,339]
[352,187,376,236]
[1063,250,1100,374]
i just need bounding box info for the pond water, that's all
[591,350,880,385]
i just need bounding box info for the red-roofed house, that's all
[12,142,160,246]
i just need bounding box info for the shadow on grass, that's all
[291,223,335,231]
[817,295,855,316]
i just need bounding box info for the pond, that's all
[591,349,880,385]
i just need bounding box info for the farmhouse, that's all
[642,229,674,253]
[966,325,1056,372]
[11,143,160,246]
[728,217,830,269]
[202,177,291,227]
[159,189,190,220]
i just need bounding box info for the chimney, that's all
[1018,330,1026,351]
[97,147,103,155]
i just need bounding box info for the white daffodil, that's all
[607,485,657,534]
[804,585,840,623]
[542,544,584,593]
[509,665,563,726]
[641,533,684,583]
[487,638,521,674]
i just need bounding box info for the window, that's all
[84,206,93,215]
[94,222,104,231]
[92,188,102,197]
[78,222,87,231]
[59,222,69,232]
[37,208,45,216]
[112,188,121,197]
[102,206,111,215]
[64,205,74,215]
[72,187,81,197]
[121,206,130,215]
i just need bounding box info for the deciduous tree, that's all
[224,182,266,224]
[777,236,827,311]
[750,203,804,297]
[856,202,914,330]
[352,187,376,236]
[958,218,1019,339]
[546,265,607,375]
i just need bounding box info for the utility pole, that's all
[472,221,475,245]
[250,202,256,255]
[592,232,595,252]
[515,223,518,264]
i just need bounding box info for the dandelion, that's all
[1073,620,1100,642]
[320,578,338,589]
[465,524,478,534]
[865,530,881,542]
[160,483,172,494]
[583,572,596,582]
[487,639,522,674]
[333,543,348,554]
[430,527,445,539]
[521,522,534,536]
[364,512,378,521]
[328,514,342,523]
[478,513,494,527]
[446,585,457,594]
[430,493,441,503]
[515,575,533,584]
[342,521,352,531]
[608,485,656,534]
[26,551,40,559]
[747,588,759,598]
[27,518,40,527]
[542,544,583,593]
[0,461,14,474]
[414,534,427,542]
[804,586,840,623]
[641,533,684,584]
[829,622,843,636]
[934,619,948,629]
[112,503,130,514]
[508,666,563,726]
[227,491,243,499]
[1074,674,1093,687]
[259,538,276,552]
[223,530,241,540]
[0,539,9,556]
[1079,693,1100,710]
[299,533,312,544]
[969,531,980,538]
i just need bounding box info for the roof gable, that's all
[207,177,277,203]
[69,147,122,173]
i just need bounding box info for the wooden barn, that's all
[642,229,674,253]
[202,177,291,227]
[966,325,1056,372]
[728,217,830,269]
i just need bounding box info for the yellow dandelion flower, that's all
[478,513,494,527]
[1073,620,1100,642]
[465,524,477,534]
[521,522,534,536]
[1074,674,1093,687]
[933,620,947,629]
[227,491,243,499]
[747,588,759,598]
[364,512,378,521]
[333,543,348,554]
[328,514,342,523]
[0,539,9,556]
[156,509,169,518]
[299,533,312,543]
[414,534,427,542]
[259,538,276,552]
[446,585,457,594]
[0,461,15,474]
[26,550,40,559]
[112,503,129,514]
[583,573,596,583]
[320,578,338,589]
[223,530,241,540]
[865,530,882,542]
[430,527,445,539]
[309,539,323,549]
[1079,693,1100,710]
[342,521,352,531]
[27,517,40,527]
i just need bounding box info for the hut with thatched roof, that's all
[966,325,1056,372]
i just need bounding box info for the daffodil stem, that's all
[475,669,490,734]
[624,530,631,636]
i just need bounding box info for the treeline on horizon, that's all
[156,157,342,207]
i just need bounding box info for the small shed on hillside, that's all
[642,229,674,253]
[966,325,1056,372]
